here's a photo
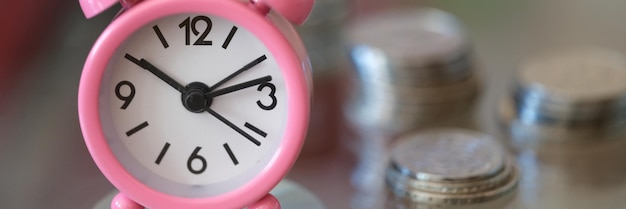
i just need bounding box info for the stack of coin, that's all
[499,47,626,146]
[386,129,518,208]
[296,0,350,77]
[498,47,626,209]
[345,8,481,134]
[295,0,351,155]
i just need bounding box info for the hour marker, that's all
[126,121,149,136]
[221,26,238,49]
[223,143,239,165]
[152,25,169,48]
[155,142,170,165]
[244,122,267,137]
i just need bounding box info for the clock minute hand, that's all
[204,107,261,146]
[207,55,267,92]
[124,53,186,93]
[205,76,272,98]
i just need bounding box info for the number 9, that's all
[115,80,136,109]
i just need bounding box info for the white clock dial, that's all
[98,13,287,197]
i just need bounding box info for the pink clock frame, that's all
[77,0,312,208]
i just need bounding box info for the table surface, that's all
[3,0,626,208]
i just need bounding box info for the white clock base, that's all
[93,180,324,209]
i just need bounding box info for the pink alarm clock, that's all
[77,0,313,208]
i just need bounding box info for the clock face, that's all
[98,13,287,197]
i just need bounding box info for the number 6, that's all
[187,147,207,174]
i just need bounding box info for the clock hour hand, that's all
[125,53,186,93]
[204,107,261,146]
[205,76,272,98]
[207,55,267,92]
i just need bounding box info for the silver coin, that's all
[389,129,505,183]
[388,164,519,206]
[353,76,480,110]
[498,97,626,146]
[362,100,476,122]
[350,45,475,87]
[515,47,626,124]
[344,8,481,135]
[361,75,481,104]
[387,157,513,195]
[346,97,477,133]
[347,100,469,128]
[346,8,471,86]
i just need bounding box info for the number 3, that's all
[257,82,277,110]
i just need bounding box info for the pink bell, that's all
[79,0,118,18]
[256,0,314,25]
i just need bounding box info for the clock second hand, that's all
[205,76,271,98]
[207,55,267,92]
[204,107,261,146]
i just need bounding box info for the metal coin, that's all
[388,164,519,206]
[361,74,481,104]
[499,97,626,145]
[515,47,626,125]
[344,8,481,135]
[384,129,519,206]
[346,98,476,132]
[350,45,475,87]
[347,8,471,86]
[386,157,513,195]
[389,129,505,183]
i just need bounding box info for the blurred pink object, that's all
[258,0,313,25]
[79,0,118,18]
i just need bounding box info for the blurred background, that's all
[3,0,626,208]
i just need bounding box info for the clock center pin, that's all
[182,82,212,113]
